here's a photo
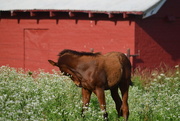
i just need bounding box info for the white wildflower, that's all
[175,65,179,68]
[160,73,165,77]
[157,75,161,79]
[174,77,179,81]
[152,73,157,76]
[153,78,157,81]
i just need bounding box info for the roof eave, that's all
[2,9,143,14]
[1,9,144,18]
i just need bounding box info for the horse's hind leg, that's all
[119,82,130,120]
[110,86,122,117]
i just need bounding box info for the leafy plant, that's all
[0,65,179,121]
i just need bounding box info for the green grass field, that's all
[0,66,179,121]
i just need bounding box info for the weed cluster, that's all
[0,65,179,121]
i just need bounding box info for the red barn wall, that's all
[134,0,180,69]
[0,14,135,71]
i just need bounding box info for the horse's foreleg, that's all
[94,88,108,119]
[81,88,92,117]
[110,86,122,117]
[119,83,129,121]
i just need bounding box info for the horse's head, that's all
[48,59,82,87]
[48,49,101,87]
[48,50,84,87]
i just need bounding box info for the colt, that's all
[48,49,132,120]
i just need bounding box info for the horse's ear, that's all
[48,60,58,66]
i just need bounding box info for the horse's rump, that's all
[104,52,132,88]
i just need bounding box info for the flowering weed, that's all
[0,65,179,121]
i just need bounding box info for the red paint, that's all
[0,17,135,71]
[0,0,179,71]
[134,0,180,69]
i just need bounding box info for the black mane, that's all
[58,49,101,56]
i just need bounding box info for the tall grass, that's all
[0,65,179,121]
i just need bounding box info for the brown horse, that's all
[48,49,132,120]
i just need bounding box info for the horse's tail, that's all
[129,79,133,86]
[118,53,133,86]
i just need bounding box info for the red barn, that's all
[0,0,179,71]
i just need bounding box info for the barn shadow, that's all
[134,0,180,68]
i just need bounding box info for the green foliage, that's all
[0,65,179,121]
